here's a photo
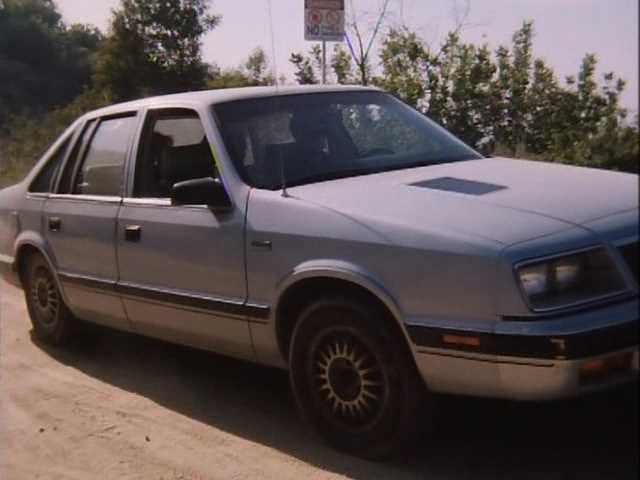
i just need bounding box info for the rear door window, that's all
[73,115,137,196]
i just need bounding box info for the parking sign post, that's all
[304,0,345,84]
[322,40,327,84]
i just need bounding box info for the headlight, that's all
[516,247,627,311]
[553,257,582,290]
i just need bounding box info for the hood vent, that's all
[410,177,507,196]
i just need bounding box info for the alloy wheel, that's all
[311,329,389,429]
[30,267,60,327]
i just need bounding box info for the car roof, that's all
[86,85,381,118]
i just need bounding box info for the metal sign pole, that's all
[322,40,327,84]
[305,0,345,80]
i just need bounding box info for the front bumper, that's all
[409,298,639,400]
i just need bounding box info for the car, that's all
[0,85,638,459]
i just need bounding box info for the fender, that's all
[274,259,415,349]
[13,231,70,305]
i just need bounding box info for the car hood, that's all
[286,157,639,246]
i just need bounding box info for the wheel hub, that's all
[313,333,386,426]
[37,282,49,308]
[327,358,362,402]
[30,270,59,326]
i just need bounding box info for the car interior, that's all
[224,108,361,188]
[135,115,218,198]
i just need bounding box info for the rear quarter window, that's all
[29,136,72,193]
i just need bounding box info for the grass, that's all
[0,89,111,190]
[0,147,36,189]
[0,165,29,189]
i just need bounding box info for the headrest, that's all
[151,132,172,153]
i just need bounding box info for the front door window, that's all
[134,109,218,199]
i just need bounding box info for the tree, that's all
[94,0,220,101]
[590,114,639,173]
[0,88,111,187]
[331,44,354,84]
[244,47,274,86]
[290,44,355,85]
[376,20,637,173]
[525,58,561,154]
[379,29,496,148]
[546,55,630,165]
[290,48,319,85]
[345,0,392,85]
[0,0,103,126]
[378,29,429,108]
[507,20,534,153]
[447,42,496,148]
[488,45,513,152]
[207,64,251,89]
[208,47,274,89]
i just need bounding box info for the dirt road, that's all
[1,278,637,479]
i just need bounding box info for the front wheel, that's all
[23,253,76,346]
[289,296,431,460]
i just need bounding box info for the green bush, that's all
[0,89,111,188]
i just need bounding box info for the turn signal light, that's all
[580,359,605,373]
[442,334,480,347]
[579,353,633,385]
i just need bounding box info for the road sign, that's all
[304,0,345,42]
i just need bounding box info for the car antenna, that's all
[267,0,289,197]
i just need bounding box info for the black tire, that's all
[289,295,432,460]
[23,253,76,346]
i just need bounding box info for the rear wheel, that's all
[23,253,76,346]
[289,296,431,460]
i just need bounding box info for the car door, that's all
[44,113,139,332]
[116,107,253,360]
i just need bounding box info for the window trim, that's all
[53,119,96,195]
[68,120,100,194]
[47,193,122,204]
[121,197,209,210]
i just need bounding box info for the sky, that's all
[55,0,638,112]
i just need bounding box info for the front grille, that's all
[618,241,639,283]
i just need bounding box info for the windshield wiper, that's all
[394,155,478,170]
[284,155,480,188]
[286,167,375,187]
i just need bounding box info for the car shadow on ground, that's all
[32,324,638,480]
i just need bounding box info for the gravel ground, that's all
[1,278,637,479]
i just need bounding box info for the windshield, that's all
[213,91,482,189]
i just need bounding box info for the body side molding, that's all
[57,272,270,322]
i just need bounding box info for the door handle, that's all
[251,240,272,250]
[124,225,142,242]
[48,217,61,232]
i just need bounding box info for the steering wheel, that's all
[360,148,395,158]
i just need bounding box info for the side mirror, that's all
[171,177,232,211]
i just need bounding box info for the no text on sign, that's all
[304,0,345,42]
